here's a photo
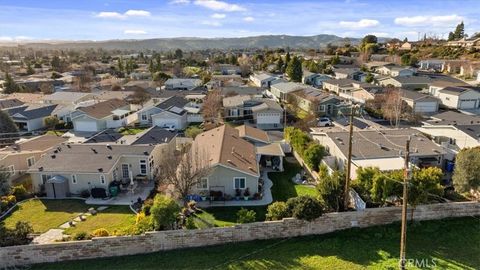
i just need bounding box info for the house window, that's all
[140,160,147,175]
[100,175,106,185]
[7,165,15,175]
[141,114,148,121]
[122,164,129,178]
[234,177,246,189]
[319,105,326,112]
[196,177,208,190]
[72,175,77,184]
[27,156,35,167]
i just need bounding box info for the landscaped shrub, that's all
[72,231,89,241]
[185,217,197,229]
[92,228,110,237]
[0,221,33,247]
[303,143,325,171]
[10,185,28,201]
[236,208,256,223]
[266,201,290,221]
[134,212,153,234]
[284,127,325,172]
[286,196,323,221]
[316,167,345,212]
[150,194,181,230]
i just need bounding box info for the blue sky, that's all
[0,0,479,41]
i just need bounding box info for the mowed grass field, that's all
[32,217,480,270]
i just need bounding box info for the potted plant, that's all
[243,188,250,201]
[235,189,241,200]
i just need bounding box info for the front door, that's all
[121,164,129,179]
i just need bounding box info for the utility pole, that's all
[343,105,355,210]
[399,137,410,270]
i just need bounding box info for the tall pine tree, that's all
[286,56,303,82]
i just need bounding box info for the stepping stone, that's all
[59,222,71,229]
[97,206,109,211]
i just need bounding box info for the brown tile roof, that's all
[1,135,67,153]
[78,99,129,119]
[193,125,259,176]
[235,125,270,143]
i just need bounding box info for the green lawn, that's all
[269,160,319,202]
[64,206,136,236]
[193,206,267,228]
[119,127,148,135]
[31,217,480,270]
[1,199,88,233]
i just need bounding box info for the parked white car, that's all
[163,124,176,131]
[317,117,333,127]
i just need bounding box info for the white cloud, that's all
[0,36,32,42]
[124,10,151,17]
[170,0,191,4]
[124,29,148,34]
[243,16,254,22]
[95,9,151,19]
[394,14,463,26]
[194,0,246,12]
[367,32,389,37]
[211,13,226,19]
[339,19,379,29]
[96,11,125,19]
[201,20,222,26]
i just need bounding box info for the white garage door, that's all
[153,118,179,129]
[459,100,477,109]
[415,102,437,113]
[257,113,280,124]
[74,120,97,132]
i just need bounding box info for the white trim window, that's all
[196,177,208,190]
[71,175,77,184]
[140,160,147,175]
[141,113,148,121]
[233,177,246,189]
[100,175,106,185]
[27,156,35,167]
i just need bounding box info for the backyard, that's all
[1,199,136,236]
[31,217,480,270]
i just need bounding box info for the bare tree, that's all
[382,88,406,127]
[202,89,223,124]
[156,144,211,203]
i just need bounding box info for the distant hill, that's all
[5,34,371,51]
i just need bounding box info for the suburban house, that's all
[423,111,480,126]
[302,72,332,87]
[164,78,202,91]
[6,104,58,131]
[322,78,358,94]
[137,96,190,130]
[43,91,94,106]
[377,66,415,77]
[446,37,480,48]
[312,128,446,179]
[249,72,277,88]
[414,125,480,152]
[269,82,306,102]
[400,89,439,113]
[190,125,261,199]
[377,76,432,89]
[399,42,412,50]
[223,95,283,129]
[72,99,137,132]
[0,98,24,111]
[0,135,67,185]
[418,59,445,72]
[220,86,264,98]
[428,85,480,110]
[28,136,176,198]
[207,74,243,89]
[289,88,344,117]
[213,64,242,75]
[334,68,365,81]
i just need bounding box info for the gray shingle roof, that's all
[7,104,57,120]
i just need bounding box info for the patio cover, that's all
[256,143,285,157]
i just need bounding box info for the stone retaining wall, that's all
[1,201,479,267]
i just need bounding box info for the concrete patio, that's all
[85,181,154,205]
[197,170,273,208]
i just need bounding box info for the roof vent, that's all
[67,144,71,148]
[91,148,98,154]
[38,167,43,171]
[106,144,112,150]
[51,154,56,159]
[107,155,112,159]
[54,150,58,154]
[98,168,103,172]
[144,151,149,155]
[227,159,234,164]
